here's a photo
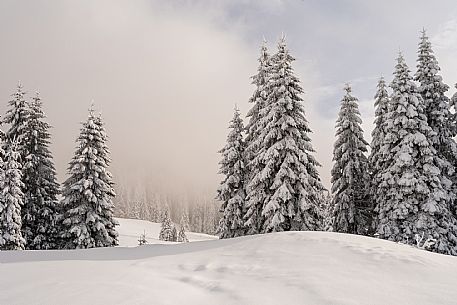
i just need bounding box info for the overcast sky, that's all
[1,0,457,195]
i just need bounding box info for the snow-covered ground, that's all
[1,219,456,305]
[116,218,217,247]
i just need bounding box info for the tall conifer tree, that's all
[248,36,324,233]
[3,83,30,162]
[21,93,60,249]
[60,106,118,249]
[0,141,25,250]
[217,107,246,239]
[369,77,390,230]
[331,84,370,234]
[415,30,457,215]
[244,41,271,234]
[376,54,457,255]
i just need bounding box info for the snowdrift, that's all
[1,219,456,305]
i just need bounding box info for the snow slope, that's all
[1,225,457,305]
[116,218,217,247]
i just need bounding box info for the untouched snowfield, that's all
[1,219,457,305]
[116,218,217,246]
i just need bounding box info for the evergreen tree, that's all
[415,30,457,215]
[180,212,190,231]
[172,225,178,241]
[0,141,25,250]
[450,84,457,137]
[318,190,333,232]
[150,204,161,223]
[249,36,325,233]
[0,116,5,147]
[331,84,370,235]
[376,54,457,255]
[245,40,270,164]
[21,93,60,249]
[244,41,271,235]
[60,106,118,249]
[159,209,175,241]
[217,107,246,239]
[3,83,30,161]
[177,225,189,242]
[368,77,390,230]
[138,230,147,246]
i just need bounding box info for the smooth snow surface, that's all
[1,219,457,305]
[116,218,217,246]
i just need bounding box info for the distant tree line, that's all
[114,188,220,235]
[217,31,457,256]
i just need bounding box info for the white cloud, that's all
[432,19,457,93]
[432,19,457,51]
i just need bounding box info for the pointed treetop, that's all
[397,50,404,63]
[377,76,387,89]
[376,77,388,95]
[420,27,427,39]
[14,81,25,95]
[231,105,243,125]
[259,38,269,62]
[89,102,96,117]
[376,76,389,93]
[394,52,411,75]
[31,91,42,108]
[418,29,432,52]
[344,83,352,94]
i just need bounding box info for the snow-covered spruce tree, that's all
[245,40,270,164]
[3,83,30,161]
[415,30,457,214]
[317,190,333,231]
[376,54,457,255]
[331,84,371,235]
[20,93,60,250]
[150,204,161,223]
[216,107,246,239]
[250,36,325,233]
[138,230,147,246]
[0,118,5,148]
[451,84,457,136]
[244,41,271,235]
[172,225,177,241]
[368,77,390,230]
[159,209,175,241]
[0,141,26,250]
[60,106,118,249]
[180,212,190,231]
[177,225,189,242]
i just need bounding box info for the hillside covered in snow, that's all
[116,218,217,247]
[1,218,456,305]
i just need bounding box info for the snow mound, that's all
[1,229,456,305]
[116,218,217,247]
